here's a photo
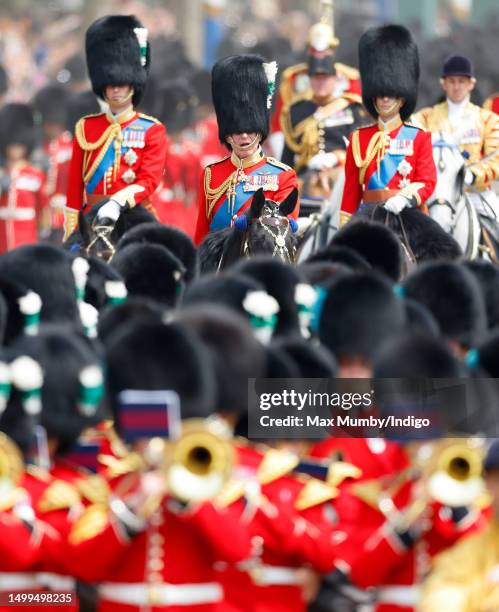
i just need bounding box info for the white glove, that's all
[464,168,475,186]
[384,195,411,215]
[308,151,339,170]
[97,199,122,222]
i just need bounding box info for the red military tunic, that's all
[0,164,47,253]
[195,148,299,245]
[340,116,436,223]
[66,109,168,214]
[45,131,73,231]
[217,443,345,612]
[333,446,487,612]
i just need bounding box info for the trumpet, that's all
[425,439,485,508]
[163,417,234,504]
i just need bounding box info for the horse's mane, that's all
[199,228,232,273]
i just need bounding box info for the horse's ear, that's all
[279,188,299,217]
[79,209,90,245]
[248,188,266,220]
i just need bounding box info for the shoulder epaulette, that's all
[76,474,110,506]
[334,62,360,81]
[37,479,81,513]
[69,503,109,545]
[358,123,376,130]
[77,112,104,126]
[206,154,230,168]
[138,112,161,125]
[258,448,299,485]
[327,461,362,488]
[281,62,308,81]
[295,478,338,511]
[26,464,51,482]
[266,157,292,172]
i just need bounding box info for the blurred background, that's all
[0,0,497,108]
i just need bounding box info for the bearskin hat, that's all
[331,219,403,281]
[359,24,419,121]
[117,223,198,283]
[8,329,105,454]
[32,84,70,126]
[273,336,337,378]
[0,104,36,157]
[232,256,306,338]
[0,245,80,328]
[106,320,216,422]
[319,271,406,362]
[402,262,487,349]
[86,15,150,107]
[111,243,185,308]
[97,297,165,347]
[176,304,266,416]
[212,54,273,145]
[463,260,499,331]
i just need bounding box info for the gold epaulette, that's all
[295,478,339,511]
[0,487,29,513]
[76,474,110,506]
[26,464,51,482]
[98,451,145,479]
[38,479,82,513]
[350,479,384,510]
[258,449,300,485]
[206,154,230,167]
[138,112,161,125]
[69,503,109,545]
[266,156,292,172]
[341,91,363,106]
[334,62,360,81]
[215,479,246,508]
[327,461,362,488]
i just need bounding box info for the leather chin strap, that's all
[374,99,403,119]
[226,134,261,156]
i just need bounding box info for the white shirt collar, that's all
[447,96,470,118]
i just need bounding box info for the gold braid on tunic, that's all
[75,118,123,186]
[351,129,390,184]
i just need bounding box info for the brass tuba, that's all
[164,417,234,504]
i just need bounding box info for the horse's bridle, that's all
[86,222,116,260]
[241,203,296,264]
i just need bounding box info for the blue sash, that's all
[86,117,154,194]
[366,125,419,191]
[210,162,283,231]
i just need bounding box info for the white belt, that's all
[99,582,223,606]
[377,585,420,606]
[249,565,301,586]
[37,573,75,591]
[0,207,36,220]
[0,573,39,590]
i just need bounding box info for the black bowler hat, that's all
[442,55,474,78]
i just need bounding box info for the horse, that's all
[63,199,158,261]
[427,131,499,262]
[199,188,299,273]
[426,131,481,259]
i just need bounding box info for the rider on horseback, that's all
[340,25,437,227]
[63,16,168,241]
[413,55,499,221]
[280,18,366,194]
[194,55,299,245]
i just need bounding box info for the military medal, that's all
[389,139,414,156]
[122,168,136,184]
[123,149,138,166]
[243,173,279,192]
